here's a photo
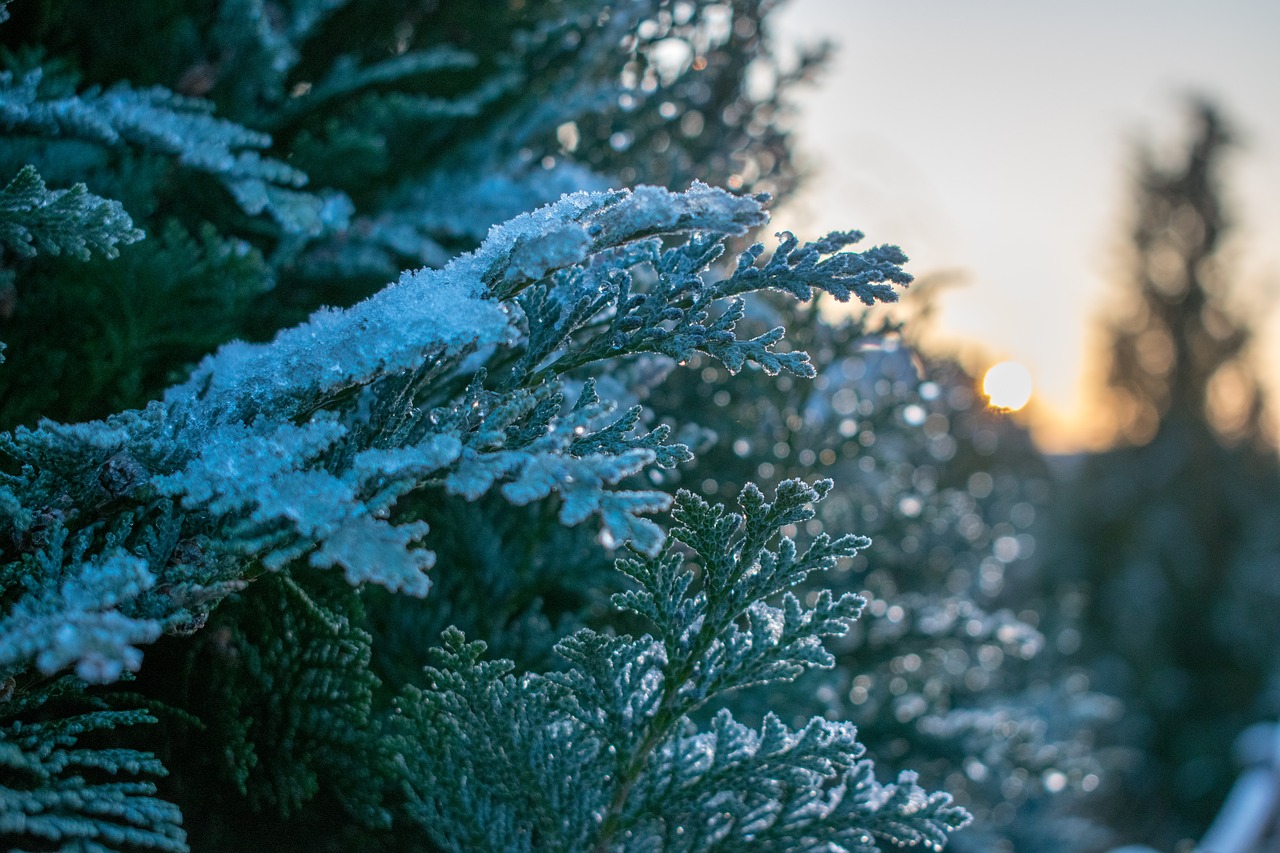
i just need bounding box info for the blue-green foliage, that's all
[391,481,967,851]
[725,231,911,307]
[646,307,1117,849]
[0,540,160,684]
[0,219,271,427]
[0,180,968,849]
[0,681,186,851]
[0,0,807,429]
[0,69,349,236]
[185,572,390,826]
[0,2,981,850]
[0,164,142,262]
[0,181,903,682]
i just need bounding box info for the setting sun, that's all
[983,361,1034,411]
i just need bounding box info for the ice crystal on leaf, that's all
[3,183,912,679]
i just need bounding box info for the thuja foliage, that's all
[392,479,966,851]
[0,0,810,427]
[648,299,1117,851]
[1,182,970,849]
[0,679,186,851]
[0,1,981,849]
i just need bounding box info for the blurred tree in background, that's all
[1099,103,1269,448]
[1055,102,1280,849]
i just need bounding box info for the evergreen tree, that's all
[0,0,810,427]
[1100,103,1266,447]
[0,2,975,850]
[650,296,1116,852]
[1056,102,1280,848]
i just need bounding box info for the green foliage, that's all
[390,482,967,851]
[0,68,345,236]
[647,300,1116,850]
[0,537,161,684]
[181,573,389,825]
[0,220,270,427]
[0,164,142,262]
[4,0,813,425]
[0,171,966,848]
[0,681,186,852]
[0,183,824,679]
[0,2,989,851]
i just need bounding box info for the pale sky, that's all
[770,0,1280,451]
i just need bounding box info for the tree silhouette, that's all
[1102,101,1267,447]
[1056,102,1280,849]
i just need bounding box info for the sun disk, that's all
[983,361,1033,411]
